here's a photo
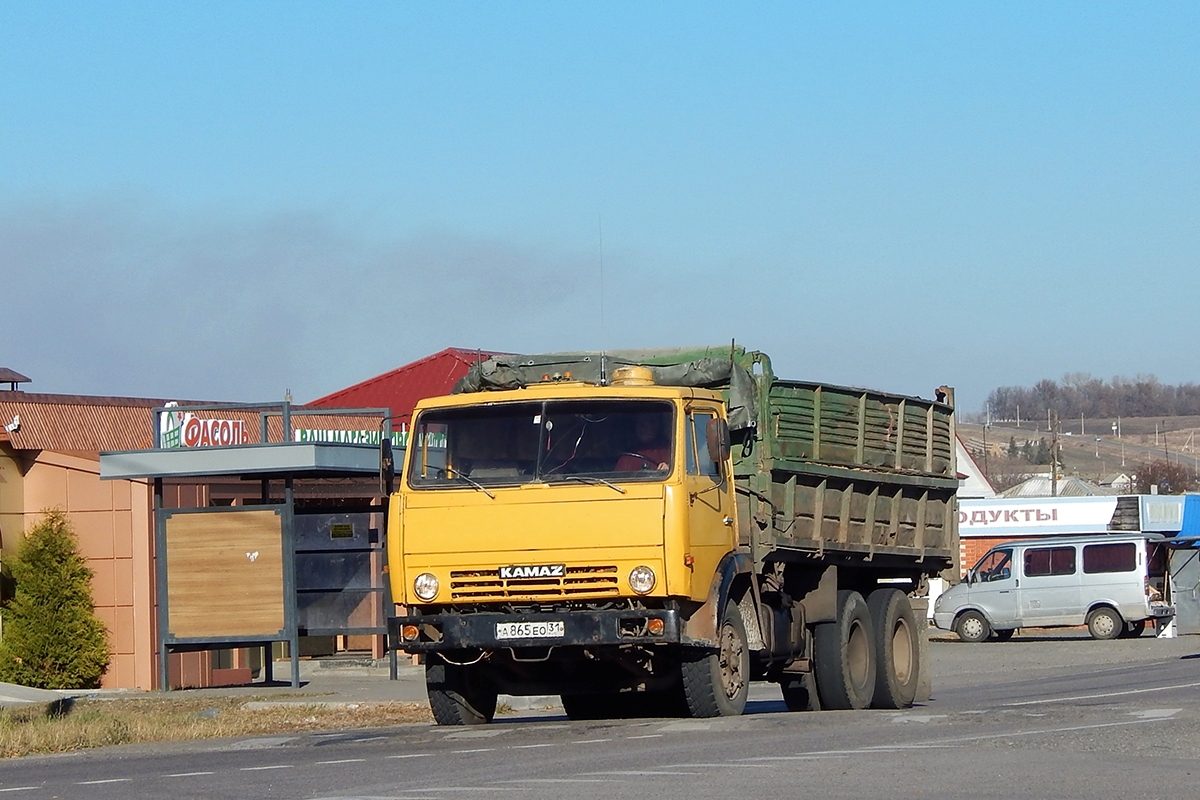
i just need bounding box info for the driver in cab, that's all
[614,416,671,472]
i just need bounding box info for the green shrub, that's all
[0,511,110,689]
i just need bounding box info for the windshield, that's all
[407,400,675,489]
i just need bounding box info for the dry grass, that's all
[0,696,431,758]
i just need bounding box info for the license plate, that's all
[495,621,565,640]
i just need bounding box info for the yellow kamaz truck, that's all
[387,347,957,724]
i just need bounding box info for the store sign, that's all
[160,408,250,449]
[293,427,408,446]
[958,497,1119,537]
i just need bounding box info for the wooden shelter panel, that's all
[165,509,285,639]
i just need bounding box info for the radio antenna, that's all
[598,212,605,346]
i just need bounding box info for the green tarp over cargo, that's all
[453,346,760,431]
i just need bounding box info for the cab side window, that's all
[975,549,1012,582]
[687,412,720,481]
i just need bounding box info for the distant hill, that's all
[979,375,1200,421]
[958,416,1200,493]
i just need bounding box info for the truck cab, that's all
[389,375,744,722]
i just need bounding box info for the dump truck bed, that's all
[739,369,957,572]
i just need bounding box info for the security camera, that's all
[4,414,18,433]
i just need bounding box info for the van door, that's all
[1019,545,1081,625]
[968,548,1020,628]
[1081,540,1147,621]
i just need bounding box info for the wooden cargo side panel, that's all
[767,380,954,478]
[769,472,954,560]
[769,384,867,466]
[165,509,286,639]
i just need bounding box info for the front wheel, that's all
[1087,607,1123,640]
[954,610,990,643]
[426,659,498,725]
[680,600,749,717]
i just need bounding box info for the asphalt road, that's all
[3,633,1200,800]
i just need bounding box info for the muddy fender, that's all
[681,552,757,647]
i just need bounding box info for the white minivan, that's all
[933,533,1174,642]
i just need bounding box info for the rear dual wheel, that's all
[562,688,686,720]
[866,589,919,709]
[814,591,876,710]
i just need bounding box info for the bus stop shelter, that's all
[100,402,396,689]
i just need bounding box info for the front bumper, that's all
[932,611,956,631]
[389,608,682,652]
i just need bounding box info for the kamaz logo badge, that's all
[499,564,566,579]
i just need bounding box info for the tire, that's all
[954,610,990,643]
[680,599,750,717]
[866,589,919,709]
[814,590,876,710]
[561,693,611,720]
[1120,618,1147,639]
[426,659,497,725]
[780,675,819,712]
[992,628,1016,642]
[1087,607,1123,640]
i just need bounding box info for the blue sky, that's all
[2,3,1196,412]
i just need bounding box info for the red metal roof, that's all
[307,348,502,429]
[0,392,170,452]
[0,392,382,453]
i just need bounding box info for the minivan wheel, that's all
[1087,607,1122,640]
[955,610,990,643]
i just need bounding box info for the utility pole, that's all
[982,418,989,479]
[1051,411,1060,498]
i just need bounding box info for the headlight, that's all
[413,572,440,601]
[629,565,656,595]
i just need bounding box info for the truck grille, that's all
[449,565,620,601]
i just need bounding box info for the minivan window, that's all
[974,549,1013,582]
[1083,542,1137,574]
[1024,546,1076,577]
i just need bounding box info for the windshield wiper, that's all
[451,474,495,499]
[419,467,496,499]
[545,475,626,494]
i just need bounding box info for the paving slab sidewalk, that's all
[0,660,562,713]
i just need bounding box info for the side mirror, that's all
[380,437,396,493]
[706,418,731,463]
[966,569,977,585]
